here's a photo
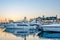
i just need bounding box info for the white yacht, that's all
[41,24,60,32]
[4,17,41,37]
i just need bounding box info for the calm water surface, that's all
[0,28,60,40]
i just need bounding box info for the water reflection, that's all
[38,31,60,39]
[0,28,60,40]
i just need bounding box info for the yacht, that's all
[41,24,60,33]
[37,24,60,38]
[4,17,41,37]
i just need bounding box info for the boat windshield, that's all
[6,24,14,26]
[17,24,28,26]
[30,24,39,26]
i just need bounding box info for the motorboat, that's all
[37,24,60,38]
[41,24,60,33]
[4,17,41,37]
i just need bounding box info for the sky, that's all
[0,0,60,20]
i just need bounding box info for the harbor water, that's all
[0,28,60,40]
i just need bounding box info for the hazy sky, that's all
[0,0,60,19]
